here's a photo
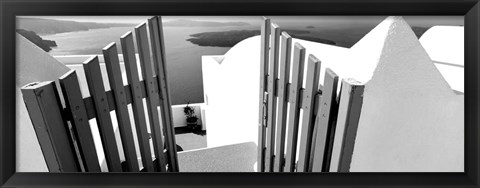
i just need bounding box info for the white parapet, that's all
[420,25,464,93]
[202,16,464,172]
[202,39,260,148]
[348,16,463,172]
[16,34,71,172]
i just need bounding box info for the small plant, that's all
[184,102,199,131]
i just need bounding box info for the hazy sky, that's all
[18,16,464,27]
[19,16,259,24]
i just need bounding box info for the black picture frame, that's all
[1,0,478,187]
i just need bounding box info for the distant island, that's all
[187,25,431,48]
[16,17,136,35]
[187,29,336,47]
[164,19,250,27]
[16,29,57,52]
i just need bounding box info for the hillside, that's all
[16,29,57,52]
[16,17,135,35]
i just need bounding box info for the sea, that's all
[40,16,463,105]
[42,25,258,105]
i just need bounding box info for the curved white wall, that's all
[202,16,464,172]
[202,37,261,148]
[420,26,464,93]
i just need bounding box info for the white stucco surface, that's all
[420,26,464,67]
[16,16,464,172]
[420,26,464,93]
[202,16,464,172]
[15,34,71,172]
[202,37,261,148]
[348,17,464,172]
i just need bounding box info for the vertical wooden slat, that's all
[21,81,80,172]
[83,56,123,172]
[135,22,167,172]
[59,71,101,172]
[311,68,339,172]
[273,32,292,172]
[265,23,281,172]
[329,79,364,172]
[257,16,270,172]
[148,16,179,172]
[148,16,172,171]
[148,17,165,140]
[121,31,155,172]
[296,55,322,172]
[103,43,139,172]
[284,43,306,172]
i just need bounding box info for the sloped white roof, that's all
[349,17,463,171]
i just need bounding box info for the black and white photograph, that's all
[14,15,464,173]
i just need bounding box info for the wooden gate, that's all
[257,17,365,172]
[21,16,365,173]
[21,16,179,172]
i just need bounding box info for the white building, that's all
[202,16,463,172]
[16,16,463,172]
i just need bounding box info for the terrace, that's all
[16,16,463,172]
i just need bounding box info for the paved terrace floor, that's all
[174,127,207,151]
[178,142,257,172]
[174,127,257,172]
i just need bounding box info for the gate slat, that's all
[83,56,123,172]
[284,43,306,172]
[296,55,322,172]
[311,68,339,172]
[273,32,292,172]
[148,16,179,172]
[121,31,155,172]
[265,23,280,172]
[135,22,167,172]
[59,70,101,172]
[329,79,364,172]
[103,43,140,172]
[257,17,270,172]
[83,79,153,120]
[21,81,80,172]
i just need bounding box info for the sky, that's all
[18,16,464,27]
[18,16,259,24]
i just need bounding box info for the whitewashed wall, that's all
[202,38,260,148]
[202,16,464,171]
[15,34,70,172]
[348,17,464,172]
[420,26,464,93]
